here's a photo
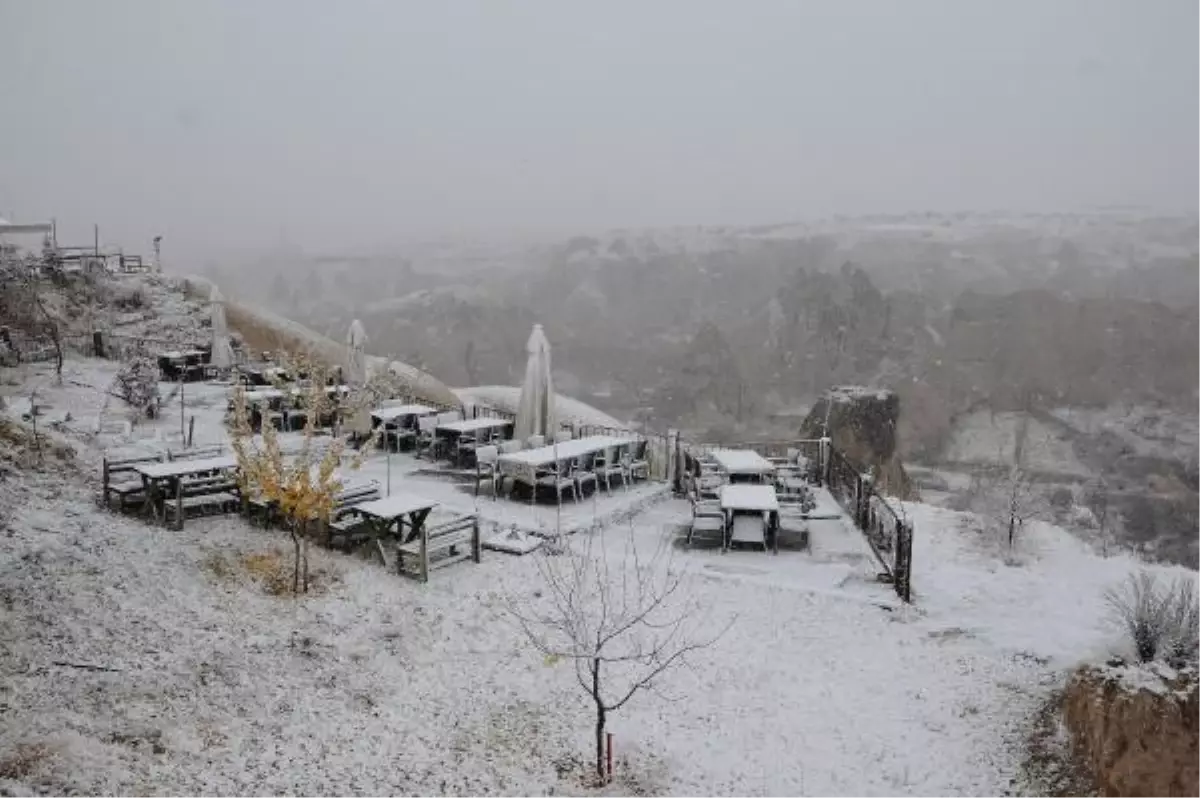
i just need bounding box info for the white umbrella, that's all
[210,286,232,369]
[514,324,557,441]
[346,319,368,385]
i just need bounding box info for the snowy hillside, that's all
[1,352,1193,795]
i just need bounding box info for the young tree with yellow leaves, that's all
[229,355,377,594]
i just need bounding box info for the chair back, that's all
[499,440,523,454]
[418,416,437,434]
[554,430,573,444]
[526,434,545,449]
[476,445,498,466]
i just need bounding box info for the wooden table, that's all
[719,484,780,553]
[134,455,238,525]
[351,493,440,545]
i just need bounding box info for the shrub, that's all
[110,356,160,419]
[1105,570,1199,664]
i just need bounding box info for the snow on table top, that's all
[133,455,238,479]
[437,417,512,434]
[371,404,437,422]
[497,434,637,470]
[711,448,775,474]
[239,387,284,403]
[353,492,439,520]
[720,483,779,512]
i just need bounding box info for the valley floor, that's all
[1,358,1192,796]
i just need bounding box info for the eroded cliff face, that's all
[799,385,916,500]
[1063,663,1198,797]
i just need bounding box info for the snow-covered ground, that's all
[1,356,1194,796]
[941,410,1090,478]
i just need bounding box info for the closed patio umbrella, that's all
[514,324,557,442]
[210,286,233,369]
[346,319,368,385]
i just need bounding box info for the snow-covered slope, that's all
[181,276,461,408]
[1,355,1194,795]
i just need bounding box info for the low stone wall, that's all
[1063,662,1198,797]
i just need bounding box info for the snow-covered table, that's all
[351,493,441,544]
[437,417,513,436]
[496,435,638,481]
[135,455,238,481]
[239,388,285,405]
[719,484,780,553]
[133,456,239,526]
[711,449,775,478]
[371,404,437,423]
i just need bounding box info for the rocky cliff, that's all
[799,386,916,499]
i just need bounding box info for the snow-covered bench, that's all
[101,452,163,512]
[396,514,480,583]
[163,475,240,528]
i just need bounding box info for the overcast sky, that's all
[1,0,1196,264]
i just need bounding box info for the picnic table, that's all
[710,449,775,481]
[496,434,637,481]
[437,417,512,436]
[240,387,285,405]
[437,418,514,465]
[371,403,437,423]
[133,455,239,525]
[351,493,440,544]
[719,484,780,553]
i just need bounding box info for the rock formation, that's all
[799,385,916,499]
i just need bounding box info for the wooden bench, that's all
[101,452,163,511]
[167,444,225,462]
[164,475,240,529]
[396,514,481,583]
[321,482,382,539]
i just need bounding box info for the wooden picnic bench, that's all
[396,514,481,583]
[163,474,241,529]
[101,451,164,511]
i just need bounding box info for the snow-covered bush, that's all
[1105,571,1199,664]
[111,356,160,420]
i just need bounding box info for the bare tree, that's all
[509,524,729,784]
[28,279,63,385]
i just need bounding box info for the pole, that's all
[94,224,99,256]
[386,447,392,496]
[179,374,186,445]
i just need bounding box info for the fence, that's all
[824,447,913,602]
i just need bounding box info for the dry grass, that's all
[1014,691,1098,797]
[201,547,338,597]
[0,742,54,781]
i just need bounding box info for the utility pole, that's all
[153,236,162,273]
